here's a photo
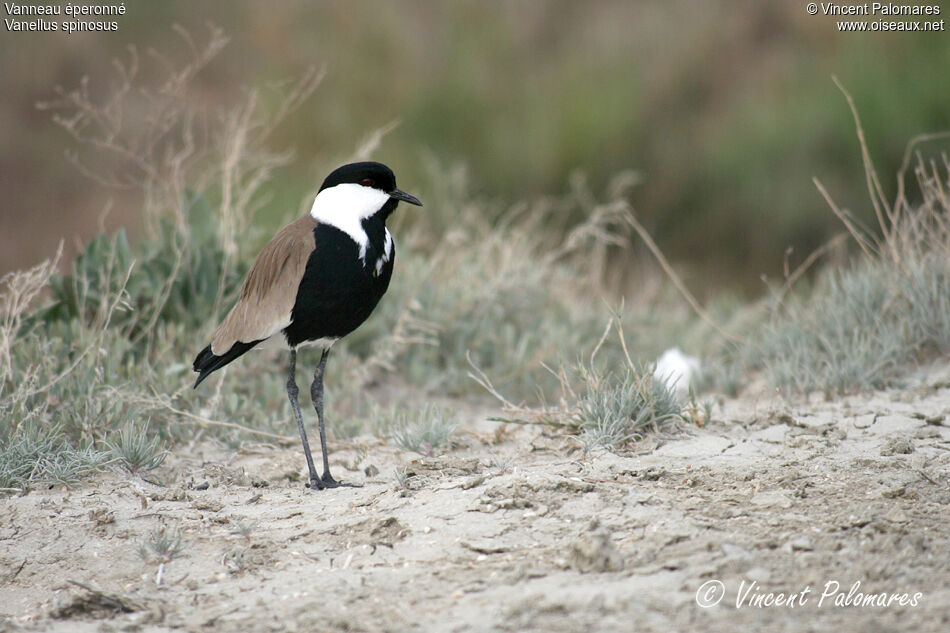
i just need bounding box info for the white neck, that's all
[309,183,390,259]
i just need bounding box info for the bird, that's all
[192,161,422,490]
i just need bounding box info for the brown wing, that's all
[210,215,317,354]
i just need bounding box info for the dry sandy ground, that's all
[3,369,950,632]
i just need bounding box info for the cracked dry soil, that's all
[3,374,950,632]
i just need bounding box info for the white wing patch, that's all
[309,183,389,261]
[374,228,394,277]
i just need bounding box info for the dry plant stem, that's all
[771,231,849,317]
[542,361,579,407]
[612,309,637,371]
[541,199,629,266]
[110,387,296,443]
[895,132,950,211]
[468,353,565,424]
[466,351,518,410]
[350,301,439,389]
[588,317,614,367]
[832,76,894,257]
[813,84,950,268]
[622,211,743,344]
[349,119,401,163]
[0,244,64,383]
[812,177,877,258]
[34,259,133,400]
[39,26,324,351]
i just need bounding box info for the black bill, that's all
[389,189,423,207]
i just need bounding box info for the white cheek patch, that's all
[309,183,390,261]
[374,228,394,277]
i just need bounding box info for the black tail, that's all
[192,340,262,388]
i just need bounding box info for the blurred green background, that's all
[2,0,948,293]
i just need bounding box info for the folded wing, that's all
[212,215,317,353]
[192,215,316,387]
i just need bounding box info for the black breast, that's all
[283,217,394,347]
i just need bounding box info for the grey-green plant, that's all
[231,520,258,540]
[390,406,457,456]
[741,128,950,397]
[0,424,111,490]
[138,524,184,564]
[106,420,168,474]
[488,452,516,474]
[393,466,410,489]
[572,363,683,450]
[138,523,185,586]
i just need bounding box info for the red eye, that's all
[360,178,374,187]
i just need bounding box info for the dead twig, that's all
[771,231,849,316]
[622,210,743,344]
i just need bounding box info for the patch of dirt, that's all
[567,520,625,573]
[3,379,950,632]
[50,581,150,621]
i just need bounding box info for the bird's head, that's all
[315,162,422,222]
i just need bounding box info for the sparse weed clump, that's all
[389,406,458,456]
[138,523,185,586]
[471,311,697,448]
[754,245,950,397]
[231,520,258,540]
[393,465,411,489]
[138,524,185,564]
[741,89,950,398]
[0,425,111,490]
[573,364,683,450]
[106,421,168,474]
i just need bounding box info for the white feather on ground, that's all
[653,347,701,401]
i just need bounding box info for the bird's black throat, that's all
[283,215,394,348]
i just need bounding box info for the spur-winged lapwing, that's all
[192,161,422,489]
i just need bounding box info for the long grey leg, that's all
[310,348,342,487]
[287,349,319,487]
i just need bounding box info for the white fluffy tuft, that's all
[653,347,701,401]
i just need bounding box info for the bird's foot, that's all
[306,472,361,490]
